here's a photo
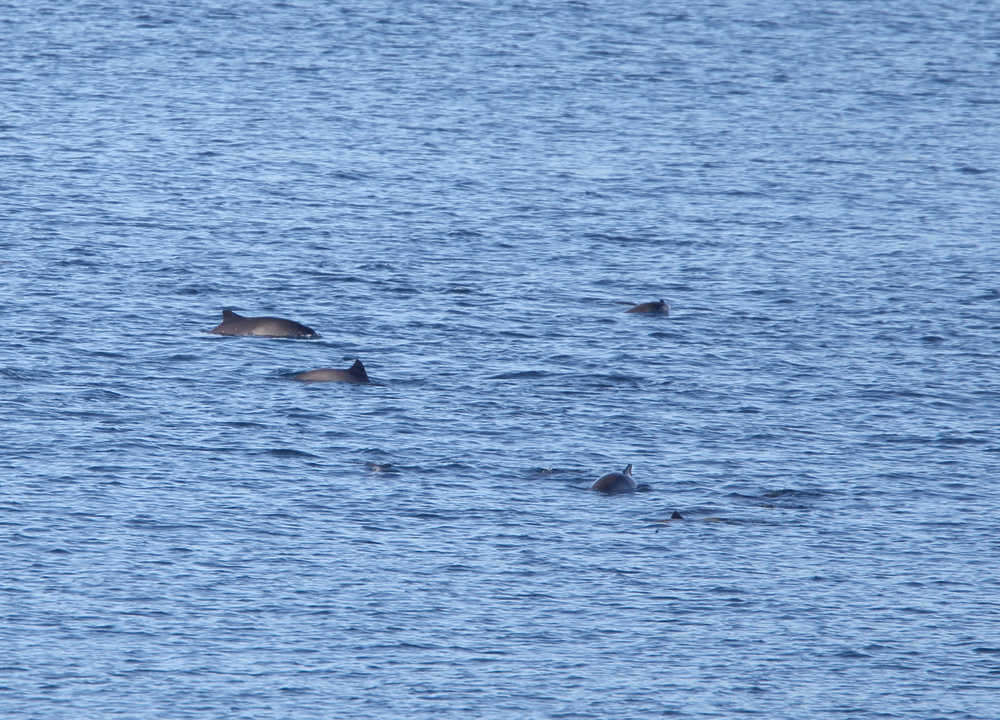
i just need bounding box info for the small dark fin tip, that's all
[671,510,684,520]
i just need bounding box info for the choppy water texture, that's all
[3,1,1000,718]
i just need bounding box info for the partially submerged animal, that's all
[293,359,370,384]
[625,299,669,315]
[590,464,639,494]
[209,309,319,338]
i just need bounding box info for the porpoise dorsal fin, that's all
[623,463,633,476]
[222,309,243,321]
[671,510,684,520]
[350,359,369,380]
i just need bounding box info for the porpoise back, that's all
[293,359,370,384]
[210,309,319,338]
[625,300,669,315]
[589,463,639,493]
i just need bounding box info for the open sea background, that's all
[2,1,1000,717]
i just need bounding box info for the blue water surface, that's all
[2,1,1000,718]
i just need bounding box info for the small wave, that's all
[490,370,549,380]
[936,435,989,446]
[263,448,320,458]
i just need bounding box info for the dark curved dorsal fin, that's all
[350,359,369,380]
[671,510,684,520]
[222,309,243,321]
[623,463,633,475]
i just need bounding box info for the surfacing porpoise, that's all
[625,299,669,315]
[209,309,319,338]
[293,359,370,384]
[589,464,639,494]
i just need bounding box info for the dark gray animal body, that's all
[589,464,639,493]
[209,309,319,338]
[293,359,370,384]
[625,300,669,315]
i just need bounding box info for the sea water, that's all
[2,1,999,717]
